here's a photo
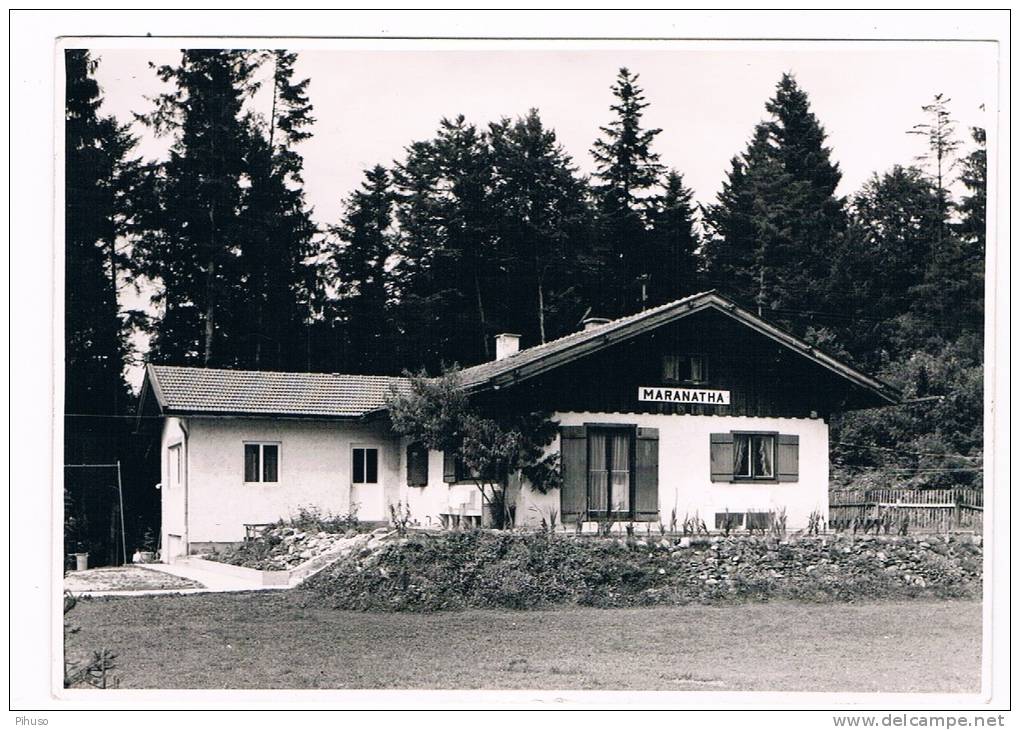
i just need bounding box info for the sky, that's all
[91,41,997,229]
[86,40,997,389]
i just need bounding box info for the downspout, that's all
[179,417,190,558]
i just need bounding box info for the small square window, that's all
[733,434,775,479]
[353,447,379,484]
[244,443,279,483]
[662,354,707,384]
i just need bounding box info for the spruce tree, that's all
[238,51,316,371]
[590,68,663,316]
[329,165,395,374]
[487,109,594,344]
[135,50,259,367]
[648,170,700,303]
[65,49,134,423]
[703,74,845,328]
[390,116,495,371]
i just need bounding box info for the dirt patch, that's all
[64,565,204,592]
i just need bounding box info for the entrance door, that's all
[587,429,632,517]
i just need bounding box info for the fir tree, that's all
[135,49,259,367]
[64,49,135,424]
[590,68,663,316]
[237,50,316,371]
[648,170,700,303]
[703,74,845,328]
[487,110,594,344]
[390,116,495,371]
[329,165,396,374]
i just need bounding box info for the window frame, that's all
[585,424,636,520]
[243,442,281,484]
[731,431,778,482]
[661,353,709,385]
[351,445,380,485]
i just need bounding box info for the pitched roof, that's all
[455,290,900,405]
[143,365,410,419]
[141,291,900,419]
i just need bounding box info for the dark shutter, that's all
[407,443,428,487]
[559,426,587,519]
[777,434,799,482]
[443,450,457,483]
[634,427,659,520]
[710,433,734,482]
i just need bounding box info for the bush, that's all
[302,531,982,612]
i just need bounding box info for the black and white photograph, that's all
[8,10,1009,720]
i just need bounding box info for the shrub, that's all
[302,531,982,612]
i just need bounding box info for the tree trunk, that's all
[474,273,489,359]
[537,279,546,344]
[203,257,216,366]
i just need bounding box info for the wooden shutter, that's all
[559,426,588,519]
[634,427,659,520]
[407,443,428,487]
[710,433,734,482]
[777,434,799,482]
[442,450,457,483]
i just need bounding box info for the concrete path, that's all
[71,560,288,597]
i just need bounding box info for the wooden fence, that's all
[829,488,983,533]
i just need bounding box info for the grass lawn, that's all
[65,591,981,692]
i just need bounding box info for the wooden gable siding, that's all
[475,310,861,419]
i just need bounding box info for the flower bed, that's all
[302,531,982,612]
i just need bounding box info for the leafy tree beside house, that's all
[386,369,560,527]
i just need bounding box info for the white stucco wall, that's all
[161,409,829,553]
[512,412,829,531]
[165,416,400,548]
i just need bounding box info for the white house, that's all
[137,291,900,560]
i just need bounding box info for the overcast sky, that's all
[91,41,997,229]
[85,40,997,390]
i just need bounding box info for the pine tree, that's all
[647,170,700,304]
[956,126,986,250]
[487,110,594,344]
[64,49,134,426]
[329,165,395,374]
[237,50,316,371]
[908,94,961,247]
[590,68,663,316]
[135,50,259,367]
[703,74,845,328]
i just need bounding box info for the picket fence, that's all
[828,487,983,532]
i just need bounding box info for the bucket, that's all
[74,552,89,571]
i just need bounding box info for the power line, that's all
[834,441,982,462]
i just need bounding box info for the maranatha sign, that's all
[638,386,731,405]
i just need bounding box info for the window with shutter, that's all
[711,432,798,483]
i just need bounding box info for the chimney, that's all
[581,317,611,332]
[494,333,521,361]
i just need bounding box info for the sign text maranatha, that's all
[638,386,731,405]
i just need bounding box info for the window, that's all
[168,443,182,489]
[352,447,379,484]
[587,428,633,516]
[443,451,504,484]
[406,443,428,487]
[244,443,279,483]
[733,433,775,479]
[662,354,707,383]
[710,432,798,483]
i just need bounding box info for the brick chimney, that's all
[495,333,521,361]
[581,317,611,332]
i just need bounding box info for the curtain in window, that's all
[733,435,749,476]
[610,432,630,514]
[755,436,773,478]
[588,430,608,513]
